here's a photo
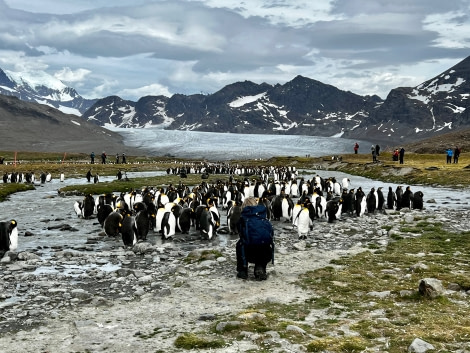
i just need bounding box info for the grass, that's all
[194,222,470,352]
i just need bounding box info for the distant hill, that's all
[402,128,470,154]
[0,94,141,155]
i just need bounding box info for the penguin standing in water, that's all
[366,187,377,214]
[401,186,414,209]
[86,170,92,182]
[387,187,396,210]
[120,213,137,247]
[412,191,424,210]
[82,194,95,219]
[0,220,18,253]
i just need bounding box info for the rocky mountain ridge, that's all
[1,56,470,146]
[0,68,96,116]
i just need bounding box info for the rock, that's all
[408,337,435,352]
[418,278,445,298]
[215,321,241,332]
[286,325,306,335]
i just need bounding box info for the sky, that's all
[0,0,469,101]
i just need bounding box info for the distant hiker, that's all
[454,146,461,163]
[115,153,120,164]
[101,151,107,164]
[371,145,377,163]
[375,144,380,156]
[90,152,95,164]
[446,148,453,164]
[399,147,405,164]
[393,149,399,161]
[354,142,359,154]
[122,153,126,164]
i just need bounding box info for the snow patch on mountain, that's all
[228,93,266,107]
[5,70,67,91]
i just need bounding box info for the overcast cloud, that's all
[0,0,469,100]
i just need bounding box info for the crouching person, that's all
[236,197,274,281]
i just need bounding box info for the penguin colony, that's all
[72,163,425,247]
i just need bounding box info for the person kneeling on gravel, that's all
[236,197,274,281]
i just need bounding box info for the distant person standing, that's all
[375,144,380,156]
[115,153,120,164]
[393,149,399,161]
[371,145,377,163]
[122,153,126,164]
[90,152,95,164]
[399,147,405,164]
[101,151,107,164]
[446,148,453,164]
[354,142,359,154]
[454,146,461,163]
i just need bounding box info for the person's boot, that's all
[237,267,248,280]
[254,265,267,281]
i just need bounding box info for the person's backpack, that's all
[239,204,274,264]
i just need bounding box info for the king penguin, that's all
[0,220,18,253]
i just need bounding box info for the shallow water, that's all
[1,168,468,256]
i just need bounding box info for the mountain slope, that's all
[344,56,470,143]
[0,94,141,154]
[0,68,97,116]
[83,75,381,138]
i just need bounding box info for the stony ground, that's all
[1,204,469,352]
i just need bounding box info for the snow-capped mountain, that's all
[0,68,96,115]
[345,56,470,143]
[84,76,382,138]
[83,56,470,144]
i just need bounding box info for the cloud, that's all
[54,67,91,83]
[0,0,469,101]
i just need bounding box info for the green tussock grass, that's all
[209,223,470,352]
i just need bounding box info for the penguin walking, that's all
[97,203,114,227]
[0,220,18,253]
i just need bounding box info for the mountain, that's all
[83,76,382,138]
[0,68,97,116]
[343,56,470,144]
[82,56,470,144]
[0,94,141,154]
